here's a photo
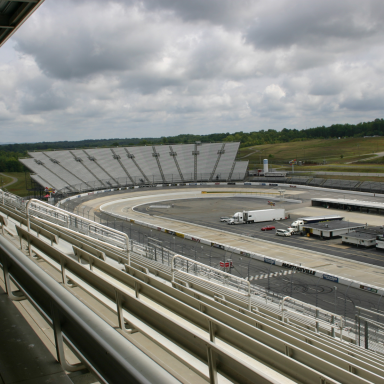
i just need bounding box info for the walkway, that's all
[0,173,18,188]
[345,151,384,164]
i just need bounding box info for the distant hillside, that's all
[0,118,383,173]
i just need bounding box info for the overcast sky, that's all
[1,0,384,143]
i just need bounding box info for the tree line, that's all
[0,118,382,172]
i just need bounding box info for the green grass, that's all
[238,136,384,167]
[0,174,13,187]
[356,156,384,164]
[1,172,30,197]
[239,136,384,181]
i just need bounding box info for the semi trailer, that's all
[289,215,344,234]
[227,209,285,225]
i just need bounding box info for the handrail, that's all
[356,306,384,330]
[281,296,344,339]
[171,254,251,310]
[356,306,384,317]
[26,198,131,265]
[0,235,177,384]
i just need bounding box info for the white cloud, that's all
[0,0,383,142]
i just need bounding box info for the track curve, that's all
[68,185,384,290]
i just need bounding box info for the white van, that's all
[276,229,292,237]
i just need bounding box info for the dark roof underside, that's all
[0,0,45,47]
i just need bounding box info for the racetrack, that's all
[63,184,384,318]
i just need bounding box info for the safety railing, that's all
[171,254,251,310]
[0,235,179,384]
[25,199,130,264]
[281,296,344,339]
[0,189,26,211]
[356,306,384,354]
[10,227,381,383]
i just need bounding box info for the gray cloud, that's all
[0,0,383,143]
[246,0,383,51]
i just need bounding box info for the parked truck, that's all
[288,215,344,234]
[227,209,285,225]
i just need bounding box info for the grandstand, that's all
[2,191,384,383]
[3,6,384,382]
[20,142,248,192]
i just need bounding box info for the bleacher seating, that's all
[322,179,359,189]
[215,142,239,179]
[20,142,247,191]
[288,177,310,185]
[231,160,248,180]
[171,143,195,179]
[155,145,182,182]
[360,181,384,193]
[308,178,325,186]
[1,194,384,383]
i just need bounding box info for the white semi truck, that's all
[227,209,285,225]
[288,215,344,234]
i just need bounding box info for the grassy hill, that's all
[237,136,384,172]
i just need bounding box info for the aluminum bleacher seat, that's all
[231,161,248,180]
[46,150,98,186]
[155,145,182,182]
[360,181,384,193]
[289,177,310,185]
[129,146,162,183]
[214,142,239,180]
[74,149,111,181]
[171,144,195,180]
[86,148,124,181]
[113,147,145,180]
[30,174,54,190]
[22,142,245,189]
[196,143,219,181]
[309,178,325,186]
[2,193,384,383]
[323,179,359,189]
[20,158,69,190]
[31,152,81,187]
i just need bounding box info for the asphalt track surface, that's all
[70,185,384,320]
[135,196,384,268]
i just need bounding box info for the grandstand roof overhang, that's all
[0,0,45,48]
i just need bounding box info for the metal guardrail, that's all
[0,235,179,384]
[14,226,381,383]
[356,306,384,354]
[14,225,285,384]
[171,254,252,310]
[281,297,344,339]
[25,198,131,264]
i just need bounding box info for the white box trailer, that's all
[228,209,285,225]
[289,215,344,233]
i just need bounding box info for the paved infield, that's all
[135,197,384,267]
